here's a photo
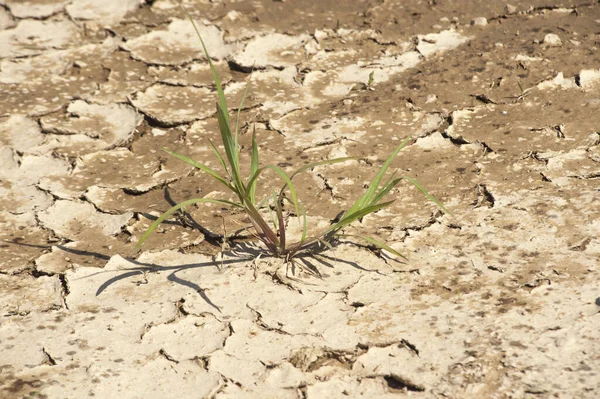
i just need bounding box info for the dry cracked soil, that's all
[1,0,600,398]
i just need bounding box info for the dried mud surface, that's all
[1,0,599,398]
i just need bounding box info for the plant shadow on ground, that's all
[59,237,375,314]
[91,241,374,313]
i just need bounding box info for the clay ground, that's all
[1,0,599,398]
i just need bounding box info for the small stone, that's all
[425,94,437,103]
[471,17,488,27]
[543,33,562,47]
[505,4,517,14]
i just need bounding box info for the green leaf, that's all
[247,165,299,215]
[248,127,259,205]
[371,174,402,205]
[216,104,243,193]
[338,233,408,260]
[401,175,451,215]
[161,147,233,191]
[234,76,252,149]
[326,200,395,236]
[367,71,375,87]
[300,202,308,243]
[274,192,286,251]
[179,3,229,126]
[346,137,410,215]
[135,197,242,251]
[207,139,231,179]
[242,200,280,251]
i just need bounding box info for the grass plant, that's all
[135,5,449,267]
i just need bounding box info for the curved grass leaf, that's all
[346,137,410,215]
[338,233,408,260]
[207,139,231,179]
[246,165,299,215]
[216,104,243,193]
[326,200,395,236]
[248,127,259,205]
[401,176,451,215]
[134,197,243,251]
[180,3,229,126]
[300,202,308,243]
[161,147,233,191]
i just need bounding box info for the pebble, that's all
[471,17,488,26]
[543,33,562,47]
[505,4,517,14]
[425,94,437,103]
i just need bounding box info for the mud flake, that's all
[83,50,152,104]
[416,30,471,57]
[231,33,310,70]
[352,345,427,391]
[0,212,49,274]
[131,84,214,125]
[0,115,45,153]
[39,147,190,199]
[38,200,132,241]
[149,60,233,88]
[66,0,140,25]
[5,0,70,19]
[0,153,71,186]
[306,375,389,398]
[40,100,141,146]
[0,274,63,316]
[142,315,229,360]
[0,19,81,58]
[250,66,314,118]
[122,19,233,66]
[270,109,367,147]
[223,319,320,364]
[86,358,222,398]
[208,351,267,388]
[0,6,16,30]
[34,240,118,274]
[0,180,52,214]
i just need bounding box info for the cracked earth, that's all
[1,0,599,398]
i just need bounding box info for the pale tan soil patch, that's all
[1,1,599,398]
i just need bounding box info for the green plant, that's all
[135,5,449,266]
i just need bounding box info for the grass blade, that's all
[243,200,280,251]
[207,139,231,179]
[346,137,410,215]
[216,104,243,192]
[247,165,299,215]
[135,197,242,251]
[234,75,252,146]
[371,175,402,205]
[179,3,229,126]
[161,147,233,191]
[338,233,408,260]
[325,200,395,236]
[300,202,308,243]
[401,176,451,215]
[274,193,286,251]
[248,127,259,205]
